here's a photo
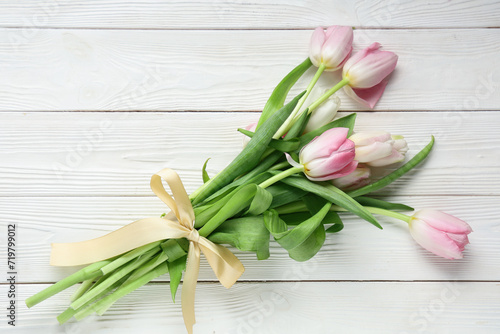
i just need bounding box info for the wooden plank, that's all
[1,29,499,111]
[5,282,500,333]
[0,111,498,196]
[0,0,499,29]
[1,195,496,282]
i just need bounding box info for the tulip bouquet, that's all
[26,26,472,333]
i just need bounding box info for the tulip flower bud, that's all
[368,135,408,167]
[309,26,353,71]
[331,164,371,190]
[302,88,340,133]
[287,128,357,181]
[350,131,407,166]
[342,42,398,108]
[409,209,473,259]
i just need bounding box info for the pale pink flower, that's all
[309,26,353,71]
[409,209,473,259]
[350,131,408,166]
[342,43,398,108]
[332,164,371,190]
[287,128,357,181]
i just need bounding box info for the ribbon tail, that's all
[50,217,189,266]
[182,241,201,334]
[199,240,245,289]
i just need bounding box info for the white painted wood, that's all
[1,0,499,29]
[4,282,499,333]
[1,29,499,111]
[0,111,498,196]
[0,1,498,333]
[1,195,496,282]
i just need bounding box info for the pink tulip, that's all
[309,26,353,71]
[342,43,398,108]
[350,131,408,166]
[287,128,357,181]
[409,209,473,259]
[332,164,371,190]
[368,135,408,167]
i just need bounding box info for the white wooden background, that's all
[1,1,500,333]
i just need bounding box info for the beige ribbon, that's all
[50,168,245,334]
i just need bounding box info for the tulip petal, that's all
[332,164,371,190]
[322,26,353,71]
[350,131,392,146]
[304,95,340,133]
[306,160,358,182]
[342,42,381,76]
[347,51,398,88]
[305,150,355,178]
[343,81,389,109]
[299,128,350,163]
[410,219,464,259]
[367,148,405,167]
[309,27,325,68]
[447,233,470,251]
[354,141,393,163]
[285,153,303,169]
[413,209,473,234]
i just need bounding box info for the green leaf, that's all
[267,183,307,209]
[202,158,211,183]
[238,128,300,152]
[193,91,305,205]
[167,255,187,303]
[194,173,271,228]
[245,185,273,216]
[279,175,382,229]
[284,107,311,140]
[198,184,273,237]
[325,212,344,233]
[355,196,413,211]
[257,58,312,128]
[264,204,328,262]
[209,216,270,260]
[198,152,283,206]
[161,239,188,263]
[302,194,343,233]
[299,113,357,148]
[347,136,435,198]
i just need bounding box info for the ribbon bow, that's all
[50,168,245,334]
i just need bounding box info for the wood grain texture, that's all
[1,29,499,111]
[4,282,499,333]
[0,195,497,282]
[1,0,499,29]
[0,111,498,196]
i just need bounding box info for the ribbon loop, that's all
[49,168,245,334]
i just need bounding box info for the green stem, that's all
[100,240,162,275]
[365,206,411,223]
[25,259,109,308]
[273,64,326,139]
[70,247,160,310]
[70,278,94,302]
[308,77,349,112]
[269,161,290,171]
[123,251,168,285]
[259,166,304,189]
[91,262,169,317]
